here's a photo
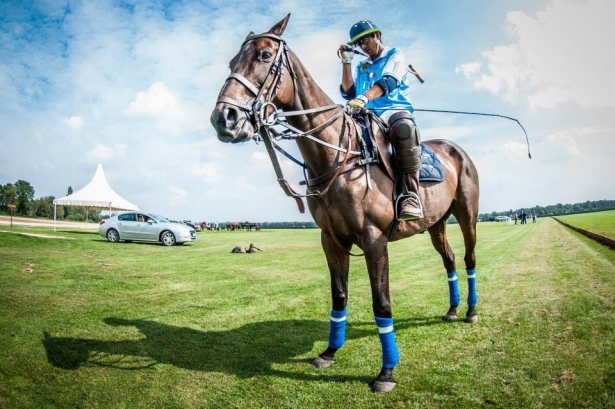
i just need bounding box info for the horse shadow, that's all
[43,316,443,383]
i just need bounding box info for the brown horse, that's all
[210,15,479,393]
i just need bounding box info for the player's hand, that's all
[338,44,355,64]
[344,94,369,115]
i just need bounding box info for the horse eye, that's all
[260,51,273,61]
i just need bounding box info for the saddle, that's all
[304,113,443,185]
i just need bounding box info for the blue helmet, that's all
[349,20,381,45]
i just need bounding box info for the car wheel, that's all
[161,231,176,246]
[106,229,120,243]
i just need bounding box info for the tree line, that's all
[478,199,615,222]
[1,179,614,225]
[0,181,100,222]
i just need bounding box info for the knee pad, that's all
[389,111,420,145]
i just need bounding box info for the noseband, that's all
[216,33,296,129]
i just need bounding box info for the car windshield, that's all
[148,214,170,223]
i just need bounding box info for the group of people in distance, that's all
[513,211,537,224]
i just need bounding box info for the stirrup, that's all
[395,191,423,221]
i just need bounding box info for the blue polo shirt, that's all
[341,46,414,116]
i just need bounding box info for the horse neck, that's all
[282,51,352,176]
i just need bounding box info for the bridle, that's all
[216,33,363,214]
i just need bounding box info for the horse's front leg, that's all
[312,231,350,369]
[364,233,398,393]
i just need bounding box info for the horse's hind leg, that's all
[312,231,351,369]
[454,205,479,323]
[427,218,461,321]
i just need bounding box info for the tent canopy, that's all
[53,164,139,210]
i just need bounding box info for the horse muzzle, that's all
[210,102,254,143]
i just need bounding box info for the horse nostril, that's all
[224,106,238,125]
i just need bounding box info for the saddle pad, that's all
[419,143,444,182]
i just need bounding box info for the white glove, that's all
[338,44,355,64]
[344,94,369,115]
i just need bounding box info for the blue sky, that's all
[1,0,613,222]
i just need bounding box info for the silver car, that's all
[99,212,197,246]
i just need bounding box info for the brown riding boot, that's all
[399,170,423,221]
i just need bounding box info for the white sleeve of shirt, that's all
[382,49,407,82]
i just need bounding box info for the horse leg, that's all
[453,206,479,323]
[427,219,460,321]
[363,232,398,393]
[312,231,350,369]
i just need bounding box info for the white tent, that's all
[52,164,139,230]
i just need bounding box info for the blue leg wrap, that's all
[375,316,399,369]
[466,268,478,307]
[447,271,461,306]
[328,306,347,349]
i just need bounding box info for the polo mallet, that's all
[408,64,425,83]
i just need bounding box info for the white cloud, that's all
[63,116,83,130]
[251,151,272,171]
[192,162,221,183]
[126,81,185,121]
[83,143,127,165]
[458,0,615,109]
[85,144,115,164]
[455,62,482,79]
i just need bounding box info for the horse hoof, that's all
[312,356,335,368]
[464,314,479,323]
[443,314,457,322]
[371,380,396,393]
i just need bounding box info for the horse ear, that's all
[269,13,291,36]
[245,31,255,40]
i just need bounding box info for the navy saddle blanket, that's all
[419,143,444,182]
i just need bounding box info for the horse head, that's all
[210,14,294,144]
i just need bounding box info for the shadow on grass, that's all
[43,316,443,384]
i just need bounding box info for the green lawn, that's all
[555,209,615,239]
[1,218,614,408]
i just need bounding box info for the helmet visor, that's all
[350,28,380,45]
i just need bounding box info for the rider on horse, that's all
[339,20,423,221]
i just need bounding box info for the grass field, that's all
[1,217,614,408]
[555,209,615,239]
